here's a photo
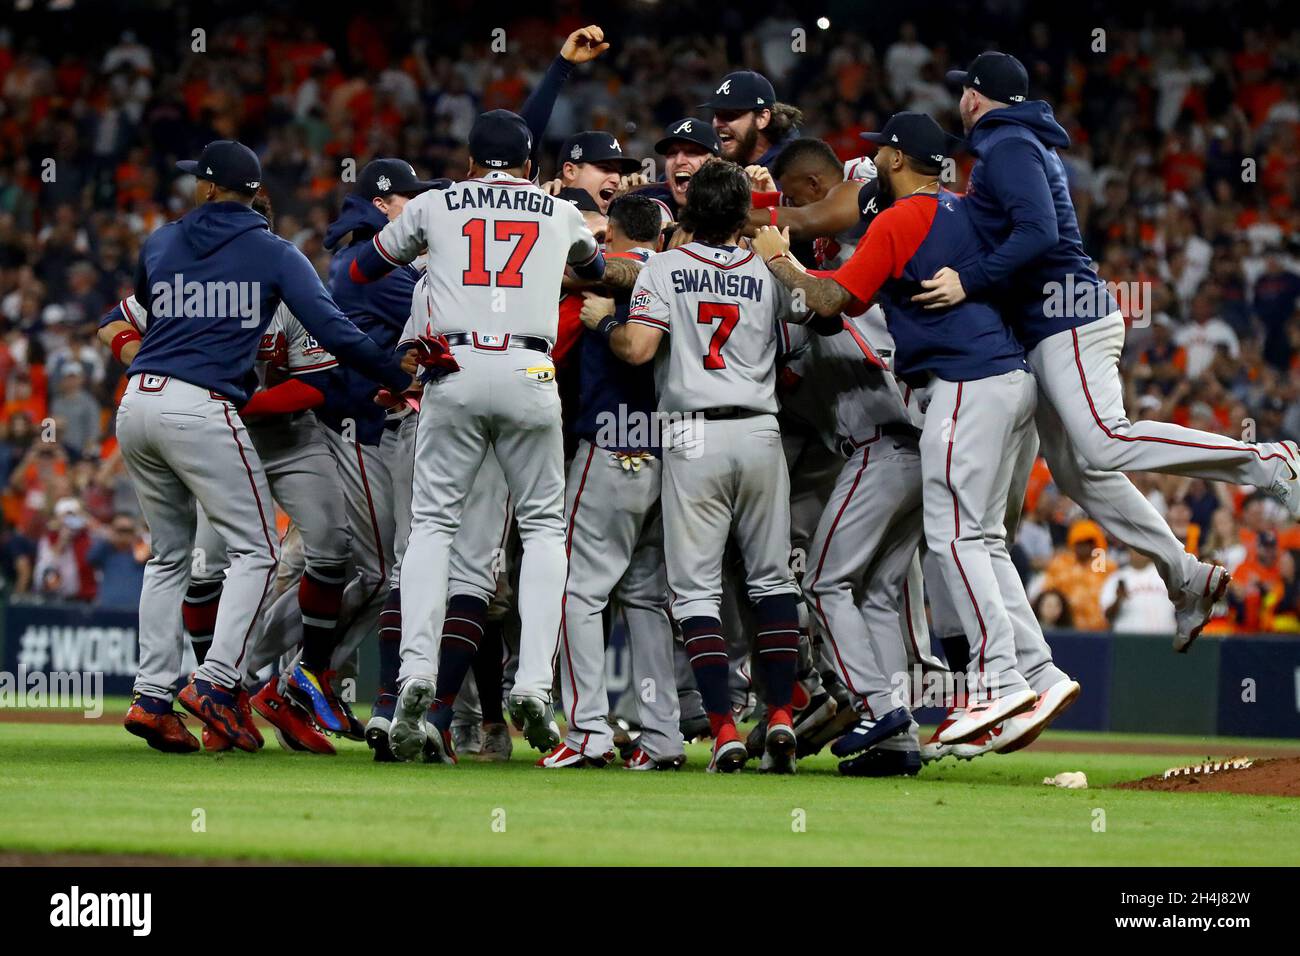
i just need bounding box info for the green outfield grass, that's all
[1,710,1298,866]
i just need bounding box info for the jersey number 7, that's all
[697,302,740,370]
[462,219,539,288]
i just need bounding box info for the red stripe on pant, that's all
[941,383,991,681]
[222,406,278,671]
[558,442,596,749]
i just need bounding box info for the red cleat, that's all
[250,679,336,755]
[202,726,231,751]
[124,695,200,753]
[237,689,263,749]
[177,677,260,752]
[708,721,747,774]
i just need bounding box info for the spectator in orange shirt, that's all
[1225,530,1285,631]
[1038,520,1116,631]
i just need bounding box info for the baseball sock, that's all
[377,586,402,696]
[182,581,222,665]
[682,616,732,736]
[940,635,971,708]
[299,564,347,673]
[472,617,506,724]
[754,594,800,711]
[429,595,489,733]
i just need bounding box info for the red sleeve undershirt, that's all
[830,196,937,308]
[239,378,325,418]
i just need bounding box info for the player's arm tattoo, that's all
[767,256,854,318]
[598,256,642,291]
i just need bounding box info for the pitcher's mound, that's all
[1115,757,1300,797]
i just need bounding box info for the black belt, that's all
[441,332,552,354]
[838,422,921,457]
[698,406,764,421]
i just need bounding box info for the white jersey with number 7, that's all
[626,242,795,415]
[368,171,599,340]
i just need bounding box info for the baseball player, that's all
[363,272,516,763]
[598,160,804,774]
[552,194,684,770]
[635,119,722,221]
[116,140,412,754]
[548,131,643,214]
[702,71,802,169]
[923,52,1300,652]
[348,109,641,759]
[755,113,1079,749]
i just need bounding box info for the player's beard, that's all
[877,165,898,205]
[728,124,761,164]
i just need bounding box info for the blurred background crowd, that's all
[1,0,1298,631]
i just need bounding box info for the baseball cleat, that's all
[624,747,685,770]
[938,687,1037,745]
[921,709,961,762]
[536,743,613,768]
[1265,440,1300,520]
[315,668,364,740]
[507,693,562,753]
[610,717,640,761]
[421,719,459,765]
[1173,563,1230,654]
[762,707,797,774]
[123,694,200,754]
[679,714,711,742]
[286,663,344,733]
[731,693,757,725]
[236,689,263,749]
[793,690,838,737]
[250,679,336,755]
[797,703,858,758]
[178,677,260,752]
[365,693,399,762]
[838,748,921,777]
[830,706,912,758]
[478,722,513,762]
[390,678,436,762]
[953,731,997,760]
[202,726,231,752]
[451,721,483,756]
[992,679,1081,754]
[708,723,748,774]
[744,718,768,760]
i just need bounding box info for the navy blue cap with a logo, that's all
[700,70,777,111]
[559,131,641,174]
[469,109,533,170]
[861,112,960,166]
[354,158,441,200]
[945,52,1029,104]
[655,118,721,156]
[176,140,262,193]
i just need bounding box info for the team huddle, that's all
[106,28,1300,777]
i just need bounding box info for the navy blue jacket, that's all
[575,250,658,453]
[962,101,1115,349]
[834,190,1026,384]
[129,201,407,405]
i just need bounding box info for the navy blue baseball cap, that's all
[946,52,1029,104]
[176,140,262,193]
[354,158,441,200]
[559,131,641,174]
[861,112,960,166]
[469,110,533,169]
[655,118,721,156]
[701,71,776,111]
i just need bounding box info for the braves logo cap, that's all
[176,140,262,193]
[558,131,641,173]
[945,51,1029,104]
[655,117,722,156]
[860,112,962,165]
[469,109,534,170]
[354,158,443,200]
[700,70,777,111]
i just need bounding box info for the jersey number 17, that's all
[462,218,539,288]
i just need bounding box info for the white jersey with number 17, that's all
[627,242,794,415]
[369,171,599,341]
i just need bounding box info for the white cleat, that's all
[1173,562,1230,654]
[938,687,1037,745]
[991,679,1081,754]
[1265,440,1300,520]
[389,678,435,762]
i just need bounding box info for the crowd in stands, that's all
[1,2,1298,629]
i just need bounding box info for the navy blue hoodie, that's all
[962,101,1115,349]
[130,201,408,404]
[321,193,424,445]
